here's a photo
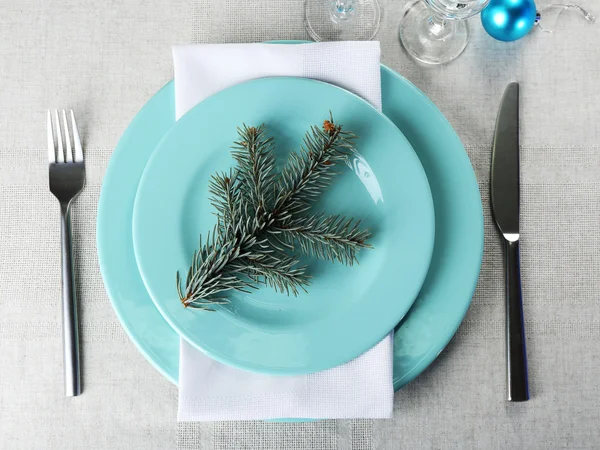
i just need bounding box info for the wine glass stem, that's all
[427,13,448,37]
[330,0,356,22]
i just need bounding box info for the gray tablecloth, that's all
[1,0,599,448]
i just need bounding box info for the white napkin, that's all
[173,42,393,421]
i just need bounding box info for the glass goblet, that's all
[304,0,382,41]
[399,0,491,65]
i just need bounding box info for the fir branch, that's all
[208,169,243,237]
[179,171,308,308]
[177,228,259,309]
[271,213,372,265]
[273,114,357,220]
[177,227,310,307]
[231,253,310,296]
[231,124,277,213]
[176,115,371,309]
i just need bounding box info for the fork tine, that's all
[47,110,55,163]
[62,110,73,163]
[70,110,83,163]
[71,110,83,162]
[54,109,65,163]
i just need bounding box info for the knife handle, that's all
[505,239,530,402]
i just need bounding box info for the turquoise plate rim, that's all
[383,64,483,388]
[131,76,435,376]
[97,57,483,390]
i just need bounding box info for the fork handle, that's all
[505,239,529,402]
[60,202,81,397]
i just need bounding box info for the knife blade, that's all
[491,82,520,240]
[490,82,530,402]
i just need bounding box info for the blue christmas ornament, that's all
[481,0,538,42]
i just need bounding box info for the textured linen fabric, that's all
[175,41,393,421]
[1,0,600,448]
[179,333,393,421]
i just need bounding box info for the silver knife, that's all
[490,82,530,402]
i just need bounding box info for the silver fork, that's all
[47,109,85,397]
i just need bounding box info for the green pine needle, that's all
[231,124,277,213]
[270,213,372,266]
[273,113,357,220]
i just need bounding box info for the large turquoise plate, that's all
[132,77,435,375]
[97,65,483,387]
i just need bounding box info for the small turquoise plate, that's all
[97,63,483,389]
[131,77,435,375]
